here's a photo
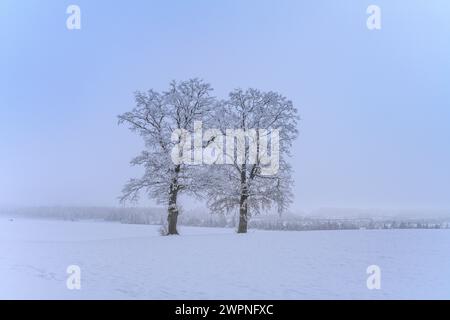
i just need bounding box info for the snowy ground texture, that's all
[1,217,449,299]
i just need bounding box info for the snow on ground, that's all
[0,217,449,299]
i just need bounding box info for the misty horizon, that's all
[2,0,450,214]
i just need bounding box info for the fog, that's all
[1,0,450,214]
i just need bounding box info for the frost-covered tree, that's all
[118,79,214,235]
[204,88,299,233]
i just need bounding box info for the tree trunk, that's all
[166,165,180,235]
[237,166,248,233]
[237,193,248,233]
[167,206,179,235]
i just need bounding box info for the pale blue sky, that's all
[1,0,449,211]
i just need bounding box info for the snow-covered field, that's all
[0,217,449,299]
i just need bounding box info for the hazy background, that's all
[1,0,449,213]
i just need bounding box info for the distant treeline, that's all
[0,207,166,224]
[248,217,450,231]
[1,207,449,231]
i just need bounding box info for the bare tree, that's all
[204,88,299,233]
[118,79,214,235]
